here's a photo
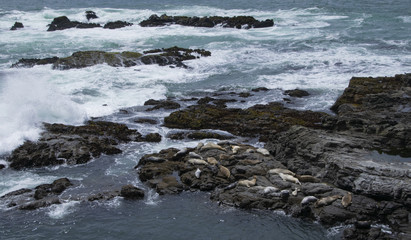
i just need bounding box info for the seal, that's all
[256,148,270,156]
[291,187,299,196]
[188,158,208,165]
[207,157,219,165]
[238,176,257,188]
[268,168,296,176]
[278,173,301,185]
[172,148,189,160]
[195,168,201,178]
[301,196,318,206]
[231,145,241,154]
[341,192,352,208]
[189,151,202,159]
[219,165,231,179]
[196,142,204,150]
[314,195,341,208]
[200,142,226,152]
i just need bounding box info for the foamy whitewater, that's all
[0,0,410,239]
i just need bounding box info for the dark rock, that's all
[143,133,162,142]
[103,21,133,29]
[47,16,101,31]
[11,57,59,68]
[284,89,310,98]
[19,197,61,210]
[0,164,5,169]
[7,121,154,169]
[0,188,31,198]
[88,191,120,201]
[120,185,145,199]
[85,11,98,21]
[133,118,158,124]
[251,87,269,92]
[10,22,24,30]
[12,47,211,69]
[139,14,274,29]
[164,102,329,141]
[144,99,181,111]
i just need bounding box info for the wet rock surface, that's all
[139,14,274,29]
[11,46,211,69]
[7,121,160,169]
[164,101,328,141]
[103,21,133,29]
[0,179,146,210]
[47,16,101,31]
[0,178,72,210]
[139,74,411,239]
[10,22,24,30]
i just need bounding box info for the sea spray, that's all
[0,69,87,154]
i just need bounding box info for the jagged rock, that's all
[164,102,329,141]
[120,185,145,199]
[143,133,162,142]
[11,57,59,68]
[11,46,211,70]
[47,16,101,31]
[10,22,24,30]
[139,14,274,29]
[85,11,98,21]
[7,121,155,169]
[0,178,72,210]
[0,164,5,169]
[103,21,133,29]
[167,131,233,140]
[144,99,181,111]
[284,89,310,98]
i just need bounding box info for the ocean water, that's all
[0,0,410,239]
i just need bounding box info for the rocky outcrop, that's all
[164,102,329,141]
[284,89,310,98]
[144,99,181,111]
[10,22,24,30]
[120,185,145,199]
[85,11,98,21]
[103,21,133,29]
[7,121,160,169]
[0,178,72,210]
[139,74,411,239]
[47,16,101,31]
[11,46,211,69]
[139,14,274,29]
[167,131,233,140]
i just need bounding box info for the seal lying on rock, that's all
[201,142,226,152]
[231,146,241,154]
[188,158,208,165]
[207,157,219,165]
[341,192,352,208]
[314,195,341,208]
[296,175,320,183]
[238,176,257,187]
[301,196,318,206]
[268,168,296,176]
[278,173,301,185]
[256,148,270,156]
[218,165,231,179]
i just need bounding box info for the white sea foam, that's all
[0,69,87,154]
[47,200,79,219]
[0,171,56,196]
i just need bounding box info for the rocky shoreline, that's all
[1,74,410,239]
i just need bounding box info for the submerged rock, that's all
[144,99,181,111]
[11,46,211,70]
[10,22,24,30]
[139,14,274,29]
